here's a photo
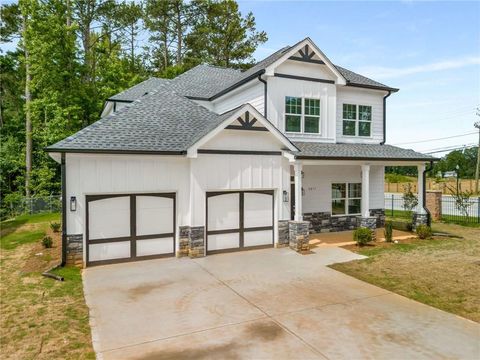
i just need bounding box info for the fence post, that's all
[391,194,394,216]
[477,197,480,224]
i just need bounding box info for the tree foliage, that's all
[0,0,267,218]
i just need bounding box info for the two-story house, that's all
[47,37,435,267]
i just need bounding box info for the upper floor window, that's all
[285,97,320,134]
[342,104,372,137]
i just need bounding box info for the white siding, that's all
[336,87,386,144]
[212,81,264,115]
[266,76,337,142]
[200,129,284,151]
[302,164,384,213]
[66,154,190,237]
[275,60,336,81]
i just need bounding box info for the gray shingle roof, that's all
[108,78,170,101]
[294,142,435,161]
[47,83,228,153]
[334,66,398,92]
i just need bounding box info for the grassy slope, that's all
[0,213,95,359]
[331,223,480,322]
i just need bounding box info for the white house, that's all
[47,37,435,267]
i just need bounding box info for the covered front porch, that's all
[286,143,436,234]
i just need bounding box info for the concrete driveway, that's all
[83,247,480,360]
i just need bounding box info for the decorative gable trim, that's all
[265,37,347,85]
[187,104,299,158]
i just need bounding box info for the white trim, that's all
[187,104,298,157]
[265,38,347,85]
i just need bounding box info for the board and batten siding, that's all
[302,164,384,213]
[200,129,285,151]
[212,81,264,115]
[190,154,291,231]
[266,76,337,142]
[65,154,190,239]
[336,87,386,144]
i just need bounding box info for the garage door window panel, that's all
[136,196,174,236]
[88,196,130,240]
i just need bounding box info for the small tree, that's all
[402,183,418,217]
[447,184,474,219]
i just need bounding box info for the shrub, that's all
[384,221,393,243]
[42,236,53,248]
[416,224,432,239]
[354,227,373,246]
[50,222,61,233]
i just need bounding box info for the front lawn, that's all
[0,213,94,359]
[330,223,480,322]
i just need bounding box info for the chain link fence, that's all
[1,194,62,220]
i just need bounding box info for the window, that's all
[342,104,372,137]
[331,182,362,215]
[285,97,302,132]
[285,97,320,133]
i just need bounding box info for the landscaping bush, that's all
[50,222,61,233]
[416,224,432,239]
[42,236,53,248]
[390,220,413,232]
[354,227,373,246]
[384,221,393,242]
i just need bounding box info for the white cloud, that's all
[357,56,480,79]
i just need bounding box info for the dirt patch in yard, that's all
[0,214,94,359]
[330,223,480,322]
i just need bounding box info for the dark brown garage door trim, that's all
[206,190,274,255]
[86,192,176,266]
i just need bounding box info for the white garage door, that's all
[206,191,274,254]
[86,193,175,266]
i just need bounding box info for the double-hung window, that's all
[285,97,320,133]
[342,104,372,137]
[331,183,362,215]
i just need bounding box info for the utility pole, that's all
[475,119,480,194]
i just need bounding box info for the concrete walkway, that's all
[83,247,480,360]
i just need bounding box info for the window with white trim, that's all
[285,97,320,133]
[331,183,362,215]
[342,104,372,137]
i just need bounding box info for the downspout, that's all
[423,160,434,226]
[380,91,392,145]
[258,74,267,117]
[61,153,67,266]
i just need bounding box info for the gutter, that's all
[61,153,67,266]
[380,91,392,145]
[45,148,187,156]
[257,74,267,116]
[209,69,266,101]
[422,160,435,227]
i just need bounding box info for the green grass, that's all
[1,230,46,250]
[1,212,60,231]
[331,224,480,322]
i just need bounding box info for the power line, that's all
[421,144,476,154]
[393,131,477,146]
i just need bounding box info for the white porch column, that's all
[361,164,370,218]
[294,162,303,221]
[417,164,426,214]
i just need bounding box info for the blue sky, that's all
[239,0,480,155]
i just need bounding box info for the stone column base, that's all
[66,234,83,267]
[177,226,205,258]
[288,221,310,252]
[412,212,429,230]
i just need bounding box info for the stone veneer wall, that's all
[426,191,442,221]
[178,226,205,258]
[288,221,310,252]
[304,209,385,234]
[66,234,83,267]
[277,220,289,247]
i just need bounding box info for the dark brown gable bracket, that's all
[289,44,326,65]
[225,111,268,131]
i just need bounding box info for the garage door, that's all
[86,193,175,266]
[206,190,274,254]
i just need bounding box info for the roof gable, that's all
[264,38,347,85]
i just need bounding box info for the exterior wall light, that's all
[70,196,77,212]
[283,190,289,203]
